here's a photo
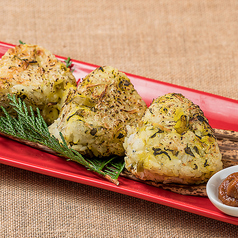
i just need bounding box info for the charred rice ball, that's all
[123,93,223,185]
[0,44,77,125]
[49,66,147,157]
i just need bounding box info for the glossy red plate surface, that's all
[1,41,238,225]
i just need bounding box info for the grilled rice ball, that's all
[49,66,147,157]
[0,44,77,125]
[123,93,223,185]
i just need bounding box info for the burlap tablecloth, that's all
[1,0,238,237]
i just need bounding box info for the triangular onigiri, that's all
[123,93,223,184]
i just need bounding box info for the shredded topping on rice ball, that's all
[49,66,147,157]
[0,44,77,125]
[123,93,223,185]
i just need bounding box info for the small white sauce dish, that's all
[206,165,238,217]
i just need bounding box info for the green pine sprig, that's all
[0,94,125,185]
[64,57,75,72]
[19,40,26,45]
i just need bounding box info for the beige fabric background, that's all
[0,0,238,237]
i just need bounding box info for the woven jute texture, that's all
[1,0,238,237]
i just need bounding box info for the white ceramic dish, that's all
[206,165,238,217]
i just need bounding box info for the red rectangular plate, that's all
[1,41,238,225]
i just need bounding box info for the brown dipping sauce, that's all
[218,172,238,207]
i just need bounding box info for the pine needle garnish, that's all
[19,40,26,45]
[0,94,125,185]
[64,57,75,72]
